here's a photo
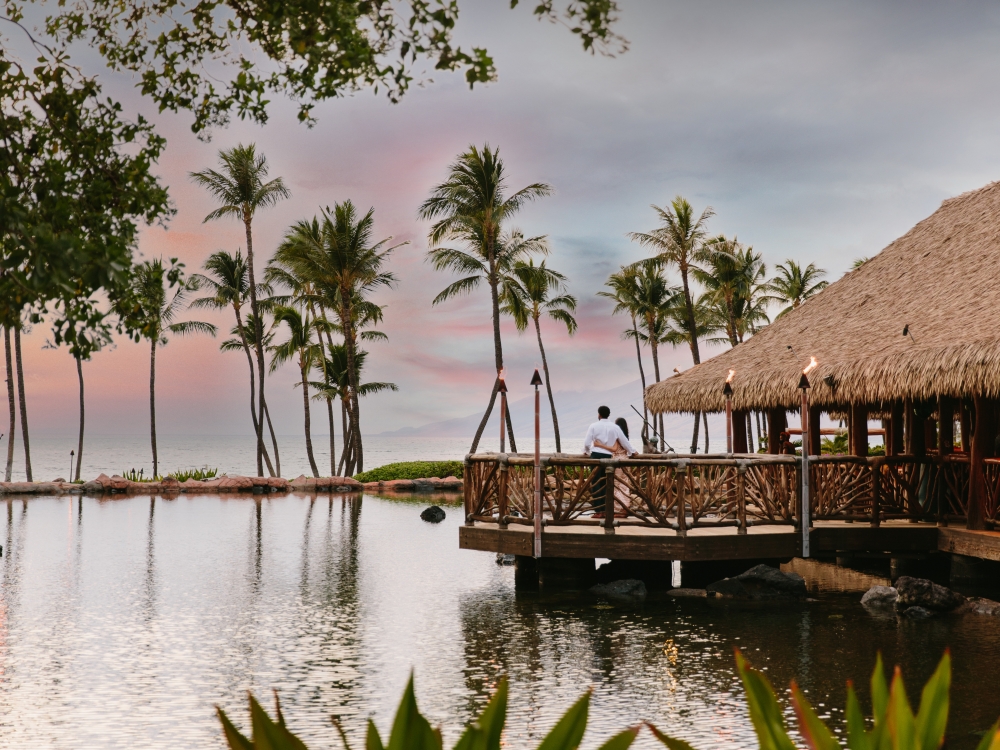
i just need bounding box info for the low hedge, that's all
[353,460,464,483]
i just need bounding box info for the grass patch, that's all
[354,460,464,483]
[168,467,218,482]
[120,468,162,482]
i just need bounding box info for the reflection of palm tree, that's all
[190,145,290,476]
[129,259,217,477]
[767,260,828,317]
[190,250,280,475]
[270,306,323,478]
[420,145,551,454]
[500,260,576,452]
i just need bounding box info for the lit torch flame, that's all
[803,357,818,376]
[498,367,506,381]
[726,369,735,384]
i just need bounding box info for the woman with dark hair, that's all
[593,417,634,517]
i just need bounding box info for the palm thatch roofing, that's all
[646,180,1000,415]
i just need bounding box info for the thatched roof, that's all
[646,180,1000,415]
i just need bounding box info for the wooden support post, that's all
[604,463,616,534]
[736,463,747,534]
[809,405,822,457]
[871,457,882,528]
[968,394,996,530]
[675,465,688,537]
[497,459,509,529]
[890,402,904,456]
[904,397,914,455]
[912,402,927,458]
[767,409,787,454]
[851,404,869,458]
[960,400,971,453]
[733,409,749,454]
[464,457,474,526]
[939,397,954,456]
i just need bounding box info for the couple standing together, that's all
[582,405,638,518]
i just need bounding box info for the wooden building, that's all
[644,180,1000,531]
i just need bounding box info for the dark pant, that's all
[590,451,612,513]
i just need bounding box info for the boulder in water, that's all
[707,564,807,600]
[895,576,965,613]
[590,579,647,601]
[495,553,516,566]
[899,605,935,620]
[420,505,446,523]
[861,585,898,608]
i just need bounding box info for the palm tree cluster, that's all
[608,197,829,453]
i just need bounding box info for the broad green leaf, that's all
[871,654,889,728]
[790,682,841,750]
[844,683,872,750]
[454,678,509,750]
[216,706,254,750]
[386,675,441,750]
[914,651,950,750]
[886,668,915,750]
[646,722,700,750]
[536,691,590,750]
[975,722,1000,750]
[595,726,640,750]
[366,719,386,750]
[735,650,798,750]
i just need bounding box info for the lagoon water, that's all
[1,492,1000,749]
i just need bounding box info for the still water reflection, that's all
[0,494,998,748]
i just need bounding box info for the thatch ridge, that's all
[646,180,1000,414]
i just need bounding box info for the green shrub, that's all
[217,651,1000,750]
[120,468,161,482]
[168,467,218,482]
[353,461,464,483]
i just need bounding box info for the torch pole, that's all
[533,380,542,558]
[726,396,733,454]
[500,389,506,454]
[800,385,811,558]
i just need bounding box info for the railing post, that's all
[533,456,543,558]
[736,461,747,535]
[871,457,881,528]
[800,456,811,557]
[497,455,509,529]
[676,461,688,537]
[604,460,616,535]
[464,455,475,526]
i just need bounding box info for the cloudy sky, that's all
[9,1,1000,438]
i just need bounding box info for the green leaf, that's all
[366,719,385,750]
[914,651,950,750]
[595,727,640,750]
[871,654,889,728]
[844,683,872,750]
[790,682,841,750]
[646,722,700,750]
[885,667,916,750]
[216,706,254,750]
[249,692,306,750]
[735,651,798,750]
[537,691,590,750]
[975,722,1000,750]
[453,678,508,750]
[386,674,441,750]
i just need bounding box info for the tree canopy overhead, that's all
[7,0,626,134]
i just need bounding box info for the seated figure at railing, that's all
[583,406,637,518]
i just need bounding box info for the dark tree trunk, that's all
[630,316,652,449]
[340,293,365,475]
[14,325,31,481]
[702,411,709,453]
[4,326,15,482]
[471,379,501,454]
[809,405,822,457]
[244,216,268,477]
[149,338,158,478]
[533,315,561,452]
[338,398,349,476]
[327,397,336,476]
[939,397,955,456]
[235,308,275,476]
[850,404,869,458]
[733,409,748,453]
[262,398,280,476]
[300,358,320,477]
[767,409,787,454]
[691,412,701,455]
[75,355,84,481]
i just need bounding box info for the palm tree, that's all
[190,250,281,476]
[420,144,551,454]
[631,264,680,450]
[598,267,654,450]
[658,295,714,453]
[500,259,577,452]
[697,237,770,347]
[768,260,828,317]
[270,305,323,478]
[190,144,290,476]
[129,259,217,477]
[275,201,400,475]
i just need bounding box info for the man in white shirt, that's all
[583,406,637,516]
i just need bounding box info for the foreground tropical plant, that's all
[217,651,1000,750]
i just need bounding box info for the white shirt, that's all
[583,419,637,456]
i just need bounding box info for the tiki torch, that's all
[531,368,543,558]
[498,368,507,454]
[799,356,817,557]
[70,450,75,482]
[723,369,735,454]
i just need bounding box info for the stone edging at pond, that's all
[0,473,464,495]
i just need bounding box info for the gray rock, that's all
[895,576,965,613]
[590,579,647,601]
[959,597,1000,616]
[420,505,446,523]
[53,477,66,483]
[495,553,516,566]
[706,564,807,600]
[861,585,898,608]
[899,605,935,620]
[82,481,103,493]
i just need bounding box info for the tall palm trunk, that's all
[327,397,336,476]
[14,325,31,482]
[703,412,709,453]
[630,316,651,451]
[244,216,267,477]
[300,356,319,477]
[4,326,15,482]
[470,240,517,454]
[75,355,84,481]
[340,293,364,475]
[532,313,561,452]
[149,338,158,478]
[647,314,664,452]
[680,263,703,455]
[234,308,276,476]
[338,397,350,476]
[262,401,280,476]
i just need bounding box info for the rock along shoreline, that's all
[0,473,463,496]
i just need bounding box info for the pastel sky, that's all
[8,1,1000,438]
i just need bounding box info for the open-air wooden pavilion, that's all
[645,180,1000,531]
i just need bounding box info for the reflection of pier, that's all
[459,452,1000,586]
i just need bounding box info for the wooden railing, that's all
[465,452,981,532]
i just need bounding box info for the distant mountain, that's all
[376,379,727,450]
